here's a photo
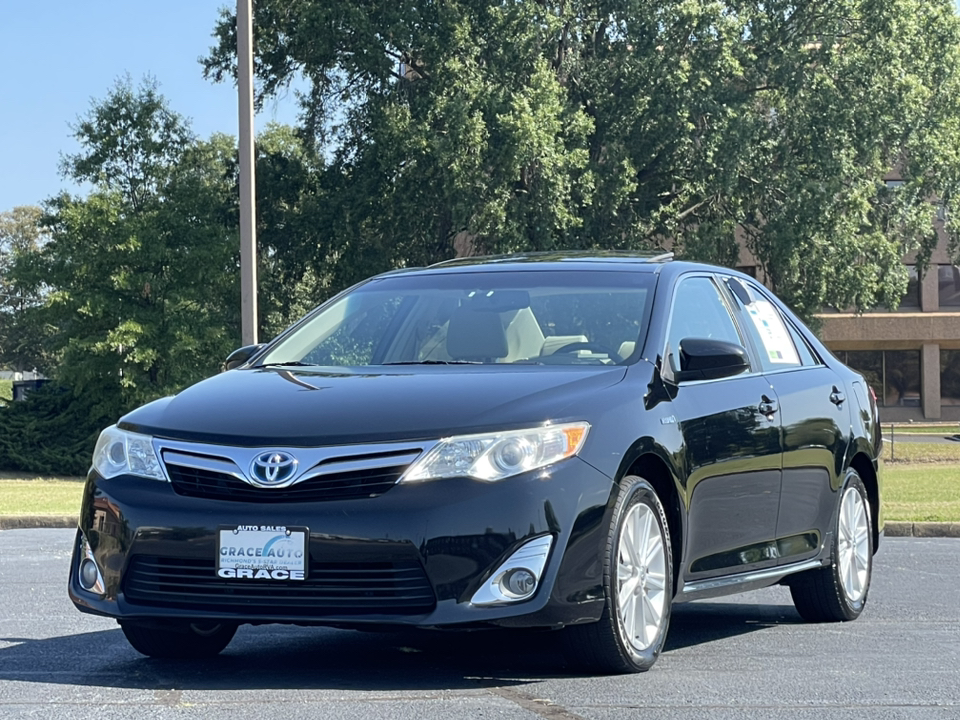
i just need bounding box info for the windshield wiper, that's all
[382,360,482,365]
[252,361,315,368]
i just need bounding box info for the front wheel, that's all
[120,619,238,659]
[789,470,873,622]
[564,475,673,673]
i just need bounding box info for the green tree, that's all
[204,0,960,320]
[38,77,241,419]
[253,123,332,336]
[0,206,51,373]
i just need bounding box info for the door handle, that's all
[759,395,778,418]
[830,386,845,407]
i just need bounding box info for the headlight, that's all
[402,422,589,483]
[92,425,166,481]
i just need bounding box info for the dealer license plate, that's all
[217,525,308,580]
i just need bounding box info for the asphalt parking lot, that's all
[0,529,957,719]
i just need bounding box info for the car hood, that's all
[119,365,629,446]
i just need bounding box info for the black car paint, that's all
[72,456,616,627]
[69,257,882,630]
[118,365,630,447]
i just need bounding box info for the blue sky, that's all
[0,1,299,212]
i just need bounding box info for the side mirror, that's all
[674,338,749,382]
[223,343,265,371]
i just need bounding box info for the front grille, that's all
[123,555,436,616]
[167,464,407,503]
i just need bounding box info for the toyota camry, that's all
[69,252,882,673]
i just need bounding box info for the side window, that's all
[784,319,821,366]
[725,277,804,372]
[666,276,745,375]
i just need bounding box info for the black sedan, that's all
[69,253,882,673]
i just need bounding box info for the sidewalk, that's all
[1,515,958,537]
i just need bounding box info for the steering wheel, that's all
[551,341,622,362]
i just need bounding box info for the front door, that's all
[662,275,784,582]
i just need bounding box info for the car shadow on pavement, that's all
[665,600,803,652]
[0,601,802,690]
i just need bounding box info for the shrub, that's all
[0,385,110,476]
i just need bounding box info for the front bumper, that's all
[69,457,614,629]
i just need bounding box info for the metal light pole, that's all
[238,0,258,345]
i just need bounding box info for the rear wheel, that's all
[789,471,873,622]
[120,619,238,659]
[564,475,672,673]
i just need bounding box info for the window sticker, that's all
[745,300,800,365]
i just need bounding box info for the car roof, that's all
[378,250,677,278]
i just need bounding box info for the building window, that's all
[942,350,960,407]
[899,266,920,309]
[885,350,921,406]
[838,350,920,407]
[938,265,960,307]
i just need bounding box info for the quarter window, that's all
[784,321,820,366]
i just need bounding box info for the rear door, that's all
[724,276,850,565]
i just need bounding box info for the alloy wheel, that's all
[837,486,870,603]
[617,503,668,651]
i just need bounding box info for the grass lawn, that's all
[883,464,960,523]
[0,476,85,515]
[0,461,958,522]
[885,423,960,435]
[882,440,960,463]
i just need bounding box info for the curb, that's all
[0,515,76,530]
[1,517,959,537]
[884,521,960,538]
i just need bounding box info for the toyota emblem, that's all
[250,451,298,486]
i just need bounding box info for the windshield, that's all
[258,270,655,368]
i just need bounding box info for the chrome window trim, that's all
[760,364,830,378]
[666,371,776,389]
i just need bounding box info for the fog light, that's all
[501,568,537,599]
[76,534,105,595]
[80,559,99,589]
[471,535,553,606]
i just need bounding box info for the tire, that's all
[789,470,873,623]
[564,475,673,673]
[120,619,238,659]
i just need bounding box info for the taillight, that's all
[868,385,879,414]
